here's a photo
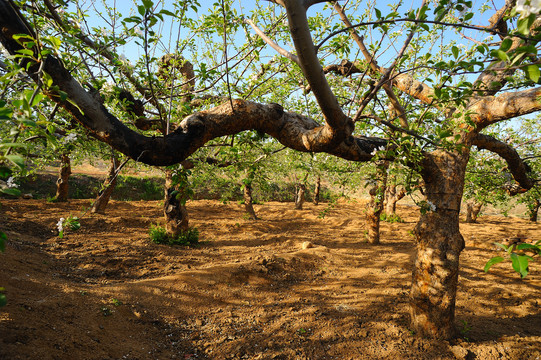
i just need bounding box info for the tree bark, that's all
[243,182,258,220]
[465,201,482,223]
[164,169,189,237]
[385,184,405,215]
[410,150,468,339]
[295,183,306,210]
[313,175,321,205]
[366,185,385,244]
[55,153,71,202]
[91,155,120,214]
[529,199,540,222]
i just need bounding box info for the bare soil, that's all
[0,198,540,360]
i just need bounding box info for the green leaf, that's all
[525,65,540,83]
[0,143,27,149]
[500,38,512,52]
[1,188,21,197]
[5,155,25,169]
[517,243,541,252]
[494,242,509,252]
[510,253,530,278]
[484,256,504,272]
[452,46,459,59]
[0,293,6,308]
[493,49,509,62]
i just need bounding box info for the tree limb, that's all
[244,18,300,65]
[473,133,533,193]
[0,0,384,165]
[469,87,541,126]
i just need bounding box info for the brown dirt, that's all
[0,198,540,360]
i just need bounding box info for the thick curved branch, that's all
[0,0,384,165]
[473,133,533,193]
[281,0,352,143]
[469,87,541,127]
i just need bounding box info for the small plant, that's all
[111,298,123,306]
[318,198,337,219]
[57,215,81,238]
[149,224,199,246]
[380,212,404,223]
[485,240,541,278]
[459,320,472,341]
[101,306,113,316]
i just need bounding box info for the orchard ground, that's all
[0,196,540,359]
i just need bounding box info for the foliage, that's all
[149,224,199,246]
[485,241,541,278]
[380,212,404,223]
[57,215,81,238]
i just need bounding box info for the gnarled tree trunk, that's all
[164,169,189,237]
[410,150,468,339]
[55,153,71,202]
[385,184,406,215]
[243,181,258,220]
[91,154,125,214]
[295,183,306,210]
[465,200,483,223]
[313,175,321,205]
[365,162,388,244]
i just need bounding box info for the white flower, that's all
[119,54,127,63]
[63,133,77,143]
[516,0,541,18]
[370,146,386,156]
[6,177,18,188]
[426,200,436,212]
[57,218,65,233]
[133,27,143,36]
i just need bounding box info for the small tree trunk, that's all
[385,185,406,215]
[529,199,540,222]
[243,182,258,220]
[164,169,189,237]
[55,153,71,202]
[91,155,122,214]
[295,183,306,210]
[313,175,321,205]
[465,201,482,223]
[365,162,388,244]
[366,185,384,244]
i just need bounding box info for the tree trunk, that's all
[55,153,71,202]
[465,201,482,223]
[313,175,321,205]
[385,184,406,215]
[243,182,258,220]
[365,162,388,244]
[164,169,189,237]
[529,199,540,222]
[366,185,385,244]
[295,183,306,210]
[410,150,468,339]
[91,155,120,214]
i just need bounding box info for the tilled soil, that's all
[0,198,540,359]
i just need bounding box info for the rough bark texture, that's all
[385,184,406,215]
[243,183,258,220]
[465,201,483,223]
[164,170,189,237]
[313,175,321,205]
[295,184,306,210]
[55,153,71,202]
[91,156,119,214]
[410,150,468,339]
[366,185,384,244]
